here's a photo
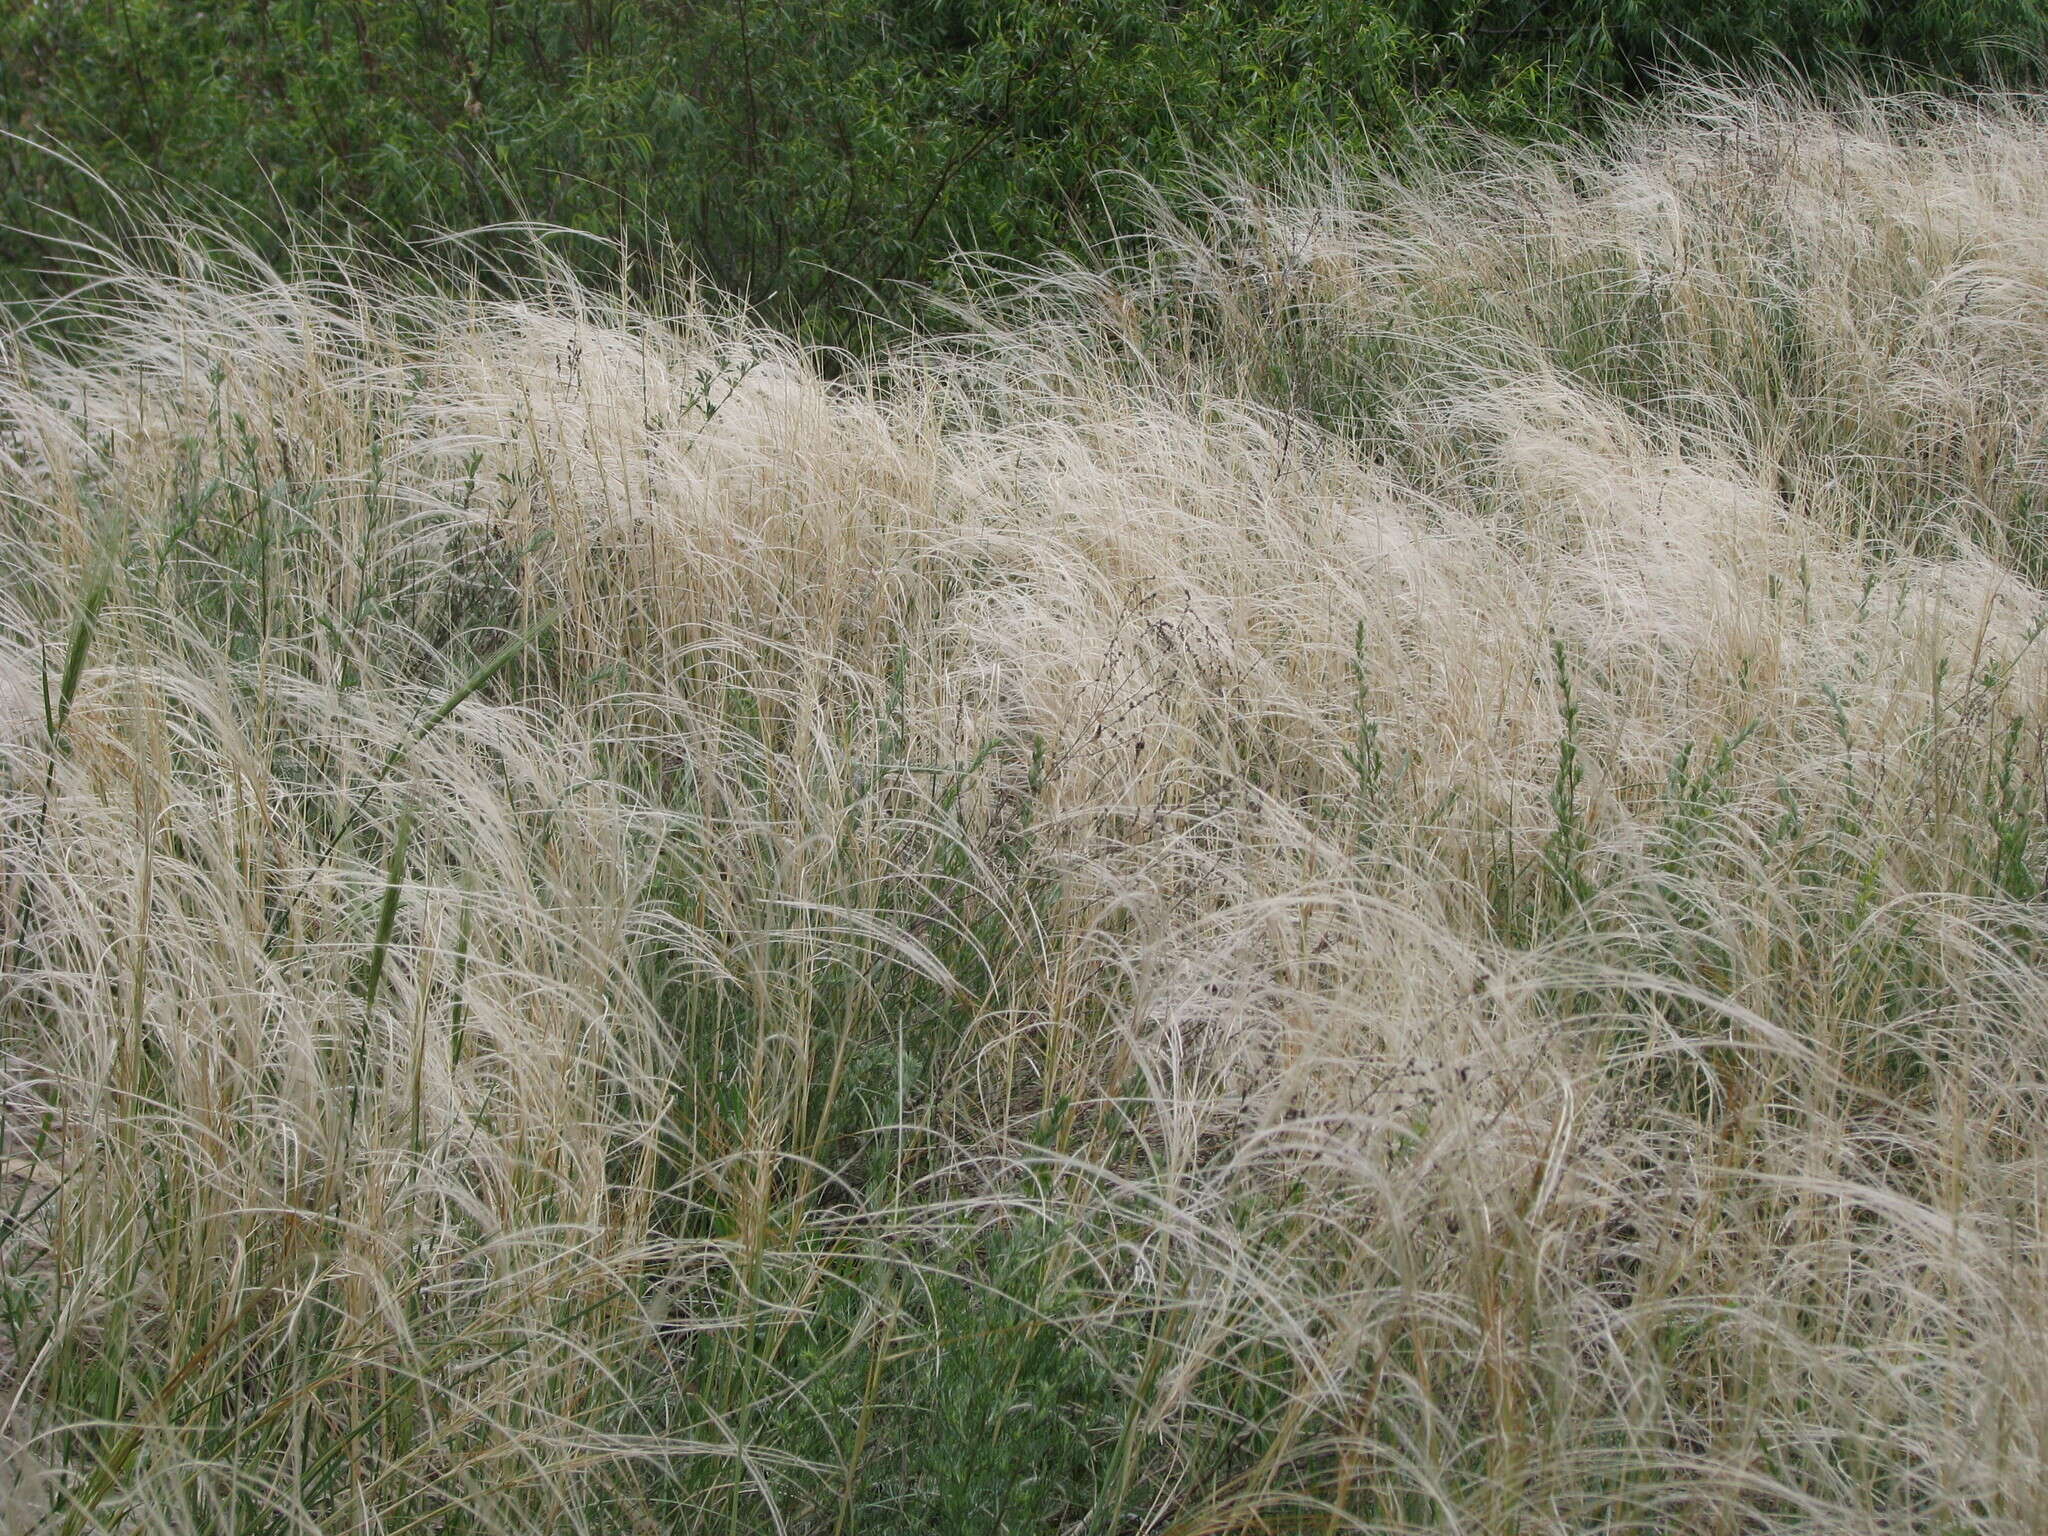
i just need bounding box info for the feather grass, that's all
[4,81,2048,1534]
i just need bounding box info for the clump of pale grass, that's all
[5,84,2048,1533]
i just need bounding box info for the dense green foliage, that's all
[2,3,2042,333]
[1408,0,2045,95]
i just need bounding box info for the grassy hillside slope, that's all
[5,87,2048,1532]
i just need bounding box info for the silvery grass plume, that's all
[2,82,2048,1534]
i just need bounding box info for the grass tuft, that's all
[5,81,2048,1534]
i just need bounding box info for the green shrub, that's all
[8,2,2035,344]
